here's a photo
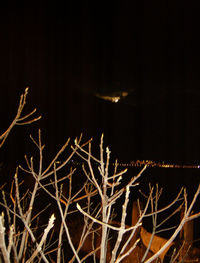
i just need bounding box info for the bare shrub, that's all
[1,90,200,263]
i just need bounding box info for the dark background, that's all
[1,1,200,214]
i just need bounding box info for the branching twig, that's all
[0,88,41,148]
[26,214,55,263]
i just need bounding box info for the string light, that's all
[119,160,200,169]
[69,159,200,169]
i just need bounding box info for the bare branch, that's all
[26,214,55,263]
[0,214,10,263]
[0,88,41,148]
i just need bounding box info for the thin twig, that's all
[0,88,41,148]
[26,214,55,263]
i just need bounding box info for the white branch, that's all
[26,214,55,263]
[0,214,10,263]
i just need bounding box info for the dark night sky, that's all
[1,1,200,197]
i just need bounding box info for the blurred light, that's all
[95,91,129,103]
